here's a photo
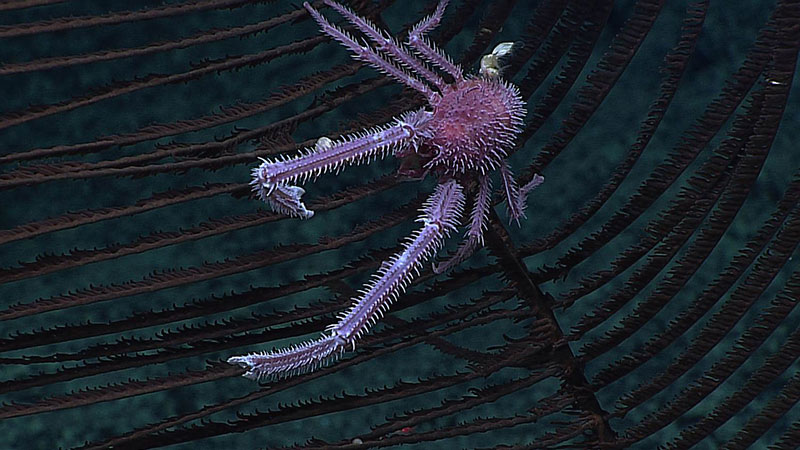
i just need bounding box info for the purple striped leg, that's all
[320,0,447,92]
[500,162,545,225]
[304,2,439,103]
[252,109,432,218]
[433,173,491,273]
[434,165,544,273]
[228,180,465,380]
[407,0,464,82]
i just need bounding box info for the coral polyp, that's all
[228,0,543,381]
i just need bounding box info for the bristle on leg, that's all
[228,181,465,380]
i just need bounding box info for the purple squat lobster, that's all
[228,0,543,380]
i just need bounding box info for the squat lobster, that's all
[228,0,543,381]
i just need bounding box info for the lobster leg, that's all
[228,180,465,380]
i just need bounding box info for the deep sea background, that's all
[0,0,799,448]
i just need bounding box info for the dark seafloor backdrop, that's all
[1,0,799,449]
